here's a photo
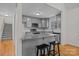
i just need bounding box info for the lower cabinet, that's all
[22,37,54,56]
[22,39,38,56]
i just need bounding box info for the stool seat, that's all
[48,41,55,56]
[49,41,60,56]
[49,41,55,44]
[36,44,49,56]
[36,44,49,49]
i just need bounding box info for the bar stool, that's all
[48,41,55,56]
[36,44,49,56]
[53,32,61,56]
[48,41,60,56]
[55,42,60,56]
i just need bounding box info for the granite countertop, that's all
[22,33,56,40]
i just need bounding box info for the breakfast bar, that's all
[22,33,60,56]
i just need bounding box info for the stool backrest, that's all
[53,32,61,44]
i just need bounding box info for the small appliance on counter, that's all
[30,29,40,34]
[32,23,38,28]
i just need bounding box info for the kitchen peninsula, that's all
[22,32,55,56]
[22,32,55,40]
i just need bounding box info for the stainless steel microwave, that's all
[32,23,38,28]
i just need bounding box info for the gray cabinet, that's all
[22,36,55,56]
[22,39,37,56]
[22,16,31,28]
[22,16,42,28]
[41,18,49,28]
[22,16,49,29]
[49,14,61,32]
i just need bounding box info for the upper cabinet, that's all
[22,15,49,28]
[22,16,31,28]
[41,18,49,28]
[49,14,61,32]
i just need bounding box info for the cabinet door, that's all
[22,16,31,28]
[41,19,48,28]
[22,40,37,56]
[26,17,31,27]
[42,19,45,27]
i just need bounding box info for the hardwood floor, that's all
[60,44,79,56]
[45,44,79,56]
[0,40,15,56]
[0,39,79,56]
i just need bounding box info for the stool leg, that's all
[40,50,42,56]
[48,44,51,56]
[36,49,39,56]
[43,49,45,56]
[57,43,60,56]
[47,47,49,56]
[53,43,55,56]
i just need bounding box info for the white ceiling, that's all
[64,3,79,10]
[0,3,16,16]
[0,3,79,17]
[22,3,61,18]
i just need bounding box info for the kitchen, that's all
[0,3,79,56]
[22,3,61,56]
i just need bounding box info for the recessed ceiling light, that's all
[36,12,40,15]
[5,14,8,16]
[34,11,41,16]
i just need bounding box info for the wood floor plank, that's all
[0,40,15,56]
[60,44,79,56]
